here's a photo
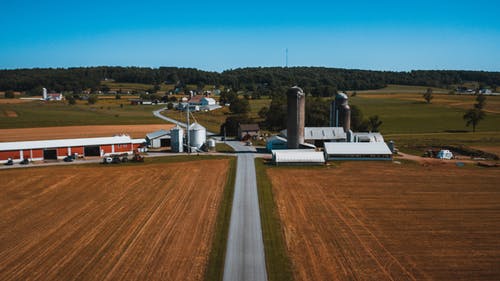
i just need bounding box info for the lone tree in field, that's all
[423,88,433,104]
[368,115,383,132]
[474,93,486,110]
[463,108,485,133]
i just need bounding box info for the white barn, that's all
[324,142,393,161]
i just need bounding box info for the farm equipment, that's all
[102,153,132,164]
[131,150,144,162]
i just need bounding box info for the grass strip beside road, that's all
[204,157,237,281]
[215,142,235,153]
[255,158,294,281]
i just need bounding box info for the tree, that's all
[4,90,15,98]
[368,115,383,132]
[67,95,76,105]
[474,94,486,110]
[423,88,433,104]
[88,95,98,104]
[463,108,485,132]
[115,94,121,100]
[229,98,250,114]
[167,102,174,110]
[258,107,269,119]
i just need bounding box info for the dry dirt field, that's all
[0,159,229,281]
[0,124,173,141]
[268,162,500,281]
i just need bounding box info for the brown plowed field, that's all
[0,159,229,281]
[0,124,173,142]
[268,162,500,281]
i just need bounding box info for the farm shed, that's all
[352,132,385,143]
[238,124,260,140]
[281,127,347,146]
[0,135,144,163]
[146,129,171,148]
[266,135,288,152]
[200,97,216,106]
[324,142,393,161]
[272,149,325,166]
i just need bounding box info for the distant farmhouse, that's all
[42,88,64,101]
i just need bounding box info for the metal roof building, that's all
[324,142,393,161]
[146,129,171,148]
[0,135,145,163]
[272,149,325,165]
[280,127,346,141]
[353,132,385,143]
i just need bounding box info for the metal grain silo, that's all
[188,123,206,150]
[287,86,305,149]
[170,125,184,152]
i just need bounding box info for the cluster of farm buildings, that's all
[1,86,395,165]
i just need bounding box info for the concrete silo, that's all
[287,86,305,149]
[330,92,351,133]
[170,125,184,152]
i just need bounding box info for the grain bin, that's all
[188,123,206,149]
[171,125,184,152]
[207,138,216,151]
[287,86,305,149]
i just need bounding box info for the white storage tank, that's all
[207,138,216,151]
[171,125,184,152]
[189,123,206,149]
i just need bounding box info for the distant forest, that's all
[1,66,499,96]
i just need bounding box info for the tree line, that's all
[1,66,499,95]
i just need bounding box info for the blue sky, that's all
[1,0,499,72]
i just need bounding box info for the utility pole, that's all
[186,105,190,153]
[285,48,288,68]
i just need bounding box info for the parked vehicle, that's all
[4,158,14,166]
[437,149,453,160]
[19,158,30,165]
[102,157,113,164]
[63,156,74,162]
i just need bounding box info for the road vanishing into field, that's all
[153,109,268,280]
[223,141,268,281]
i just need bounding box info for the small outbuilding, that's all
[324,142,393,161]
[238,124,260,140]
[353,132,385,143]
[266,135,287,152]
[201,97,216,106]
[146,129,171,148]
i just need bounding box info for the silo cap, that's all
[335,92,348,100]
[287,86,305,97]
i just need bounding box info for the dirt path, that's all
[268,162,500,281]
[0,159,229,281]
[0,124,173,141]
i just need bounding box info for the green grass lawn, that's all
[350,95,500,134]
[356,84,450,94]
[0,100,167,128]
[255,158,294,281]
[204,157,236,281]
[161,107,230,134]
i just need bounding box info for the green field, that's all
[255,159,293,281]
[0,99,167,128]
[348,86,500,153]
[162,106,230,134]
[350,95,500,134]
